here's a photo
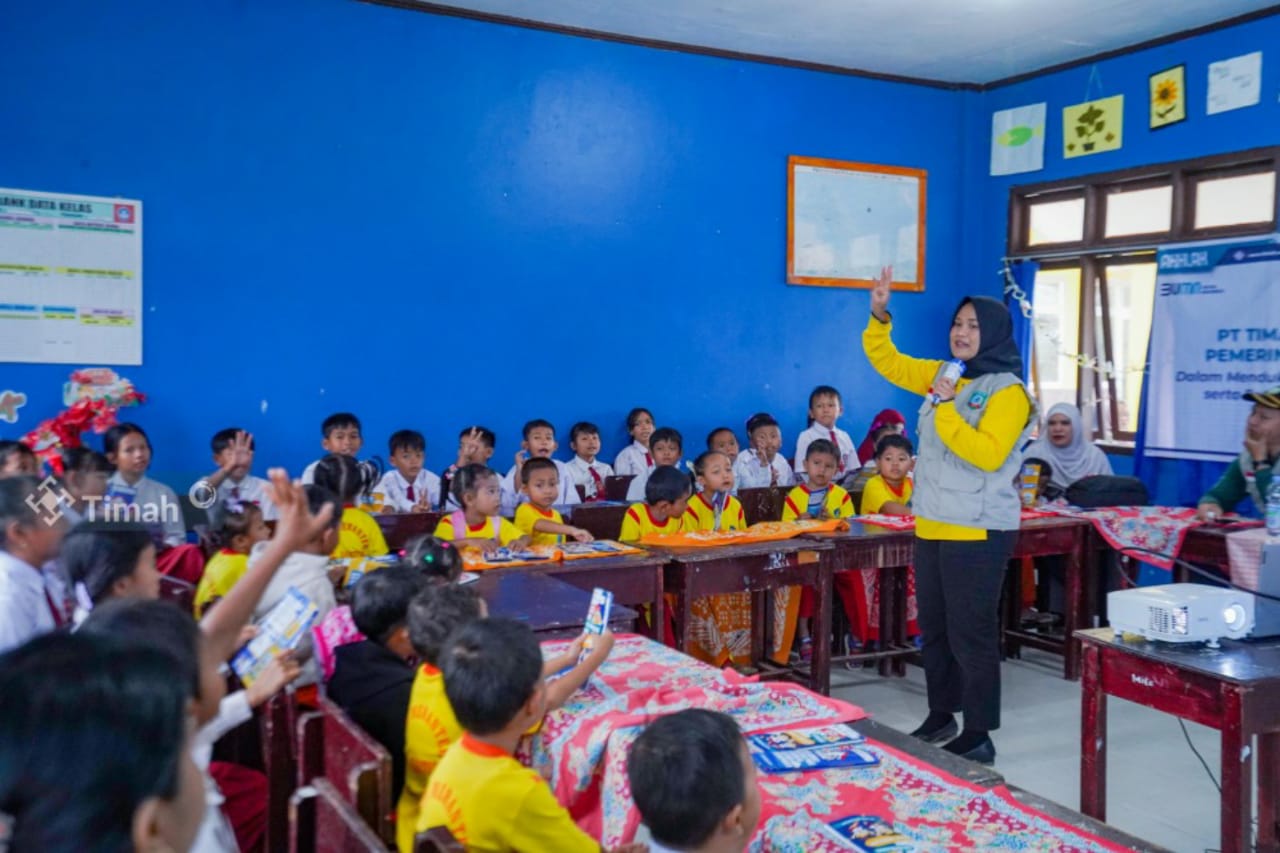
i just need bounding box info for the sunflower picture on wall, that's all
[1150,64,1186,129]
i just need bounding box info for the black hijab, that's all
[952,296,1023,379]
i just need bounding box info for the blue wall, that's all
[974,12,1280,506]
[1,0,973,486]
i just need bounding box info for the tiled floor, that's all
[832,650,1226,852]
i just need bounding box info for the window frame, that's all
[1009,146,1280,448]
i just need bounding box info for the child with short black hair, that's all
[515,457,592,545]
[0,439,38,476]
[684,452,751,667]
[196,428,279,522]
[103,422,187,550]
[419,618,612,851]
[60,522,159,622]
[328,566,427,799]
[398,586,614,851]
[0,632,205,853]
[313,453,389,558]
[627,709,762,853]
[500,419,581,513]
[433,464,529,553]
[861,434,915,516]
[620,465,691,541]
[565,421,614,501]
[439,426,497,510]
[0,475,68,653]
[300,412,363,485]
[377,429,441,512]
[794,385,858,480]
[401,534,464,584]
[733,413,793,489]
[626,426,685,501]
[194,502,271,617]
[614,407,656,477]
[58,447,111,525]
[707,427,740,461]
[685,451,745,532]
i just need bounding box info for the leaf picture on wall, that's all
[1149,65,1186,129]
[1062,95,1123,159]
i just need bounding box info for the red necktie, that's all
[830,430,844,472]
[588,465,604,498]
[406,483,415,502]
[644,452,653,467]
[45,588,66,628]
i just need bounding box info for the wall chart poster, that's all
[0,188,143,365]
[1144,236,1280,462]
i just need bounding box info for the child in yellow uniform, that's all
[860,434,915,516]
[193,501,271,617]
[432,464,529,554]
[313,453,388,559]
[683,452,753,667]
[780,439,855,662]
[513,458,592,546]
[619,466,691,541]
[419,618,610,851]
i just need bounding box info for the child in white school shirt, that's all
[733,413,794,489]
[104,423,187,548]
[563,421,614,501]
[793,385,858,482]
[194,428,280,523]
[499,419,581,515]
[300,412,364,485]
[375,429,441,512]
[0,475,69,655]
[614,407,656,477]
[626,427,687,502]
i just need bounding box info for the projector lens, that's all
[1224,604,1246,630]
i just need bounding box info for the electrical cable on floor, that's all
[1177,717,1220,793]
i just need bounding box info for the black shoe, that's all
[943,734,996,765]
[909,715,958,744]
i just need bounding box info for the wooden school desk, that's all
[647,538,835,695]
[567,501,630,540]
[374,510,443,551]
[473,571,638,639]
[1077,627,1280,853]
[1175,521,1264,581]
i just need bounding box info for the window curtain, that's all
[1003,260,1038,384]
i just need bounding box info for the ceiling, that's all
[404,0,1278,85]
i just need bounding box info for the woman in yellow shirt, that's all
[862,267,1036,766]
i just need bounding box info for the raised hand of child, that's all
[411,493,432,513]
[569,527,593,543]
[458,428,483,465]
[228,430,254,471]
[245,652,302,708]
[871,264,893,321]
[266,468,335,552]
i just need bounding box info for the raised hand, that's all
[871,264,893,321]
[265,468,335,552]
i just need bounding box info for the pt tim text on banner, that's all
[1144,236,1280,462]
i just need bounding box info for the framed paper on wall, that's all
[787,155,926,291]
[1149,64,1187,129]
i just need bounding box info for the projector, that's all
[1107,584,1255,646]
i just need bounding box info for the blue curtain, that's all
[1004,260,1038,384]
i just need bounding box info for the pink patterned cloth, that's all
[311,605,364,682]
[529,636,1132,851]
[1049,505,1203,570]
[1226,526,1268,591]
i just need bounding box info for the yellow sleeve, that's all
[509,776,600,853]
[365,512,389,555]
[780,488,803,522]
[513,504,537,537]
[860,477,891,515]
[619,505,645,542]
[497,517,525,545]
[433,517,457,541]
[862,315,943,397]
[933,384,1031,472]
[729,500,746,530]
[832,487,855,518]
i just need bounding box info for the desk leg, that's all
[651,566,666,643]
[677,575,694,653]
[1259,731,1280,852]
[811,555,832,697]
[1221,687,1252,853]
[750,590,767,666]
[1064,540,1084,681]
[1080,643,1107,821]
[877,567,894,677]
[891,566,908,678]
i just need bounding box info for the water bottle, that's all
[931,359,967,405]
[1267,477,1280,539]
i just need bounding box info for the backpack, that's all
[1064,475,1150,509]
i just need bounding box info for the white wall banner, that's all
[1145,235,1280,462]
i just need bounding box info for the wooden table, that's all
[374,511,443,551]
[1077,627,1280,853]
[803,523,916,676]
[1002,516,1096,680]
[648,538,835,696]
[473,571,638,639]
[1176,521,1264,580]
[567,502,630,541]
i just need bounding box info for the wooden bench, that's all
[289,778,385,853]
[296,697,394,845]
[413,827,466,853]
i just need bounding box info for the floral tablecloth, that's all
[531,635,1135,851]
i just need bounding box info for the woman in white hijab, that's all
[1021,403,1112,495]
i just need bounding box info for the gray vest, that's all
[912,371,1038,531]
